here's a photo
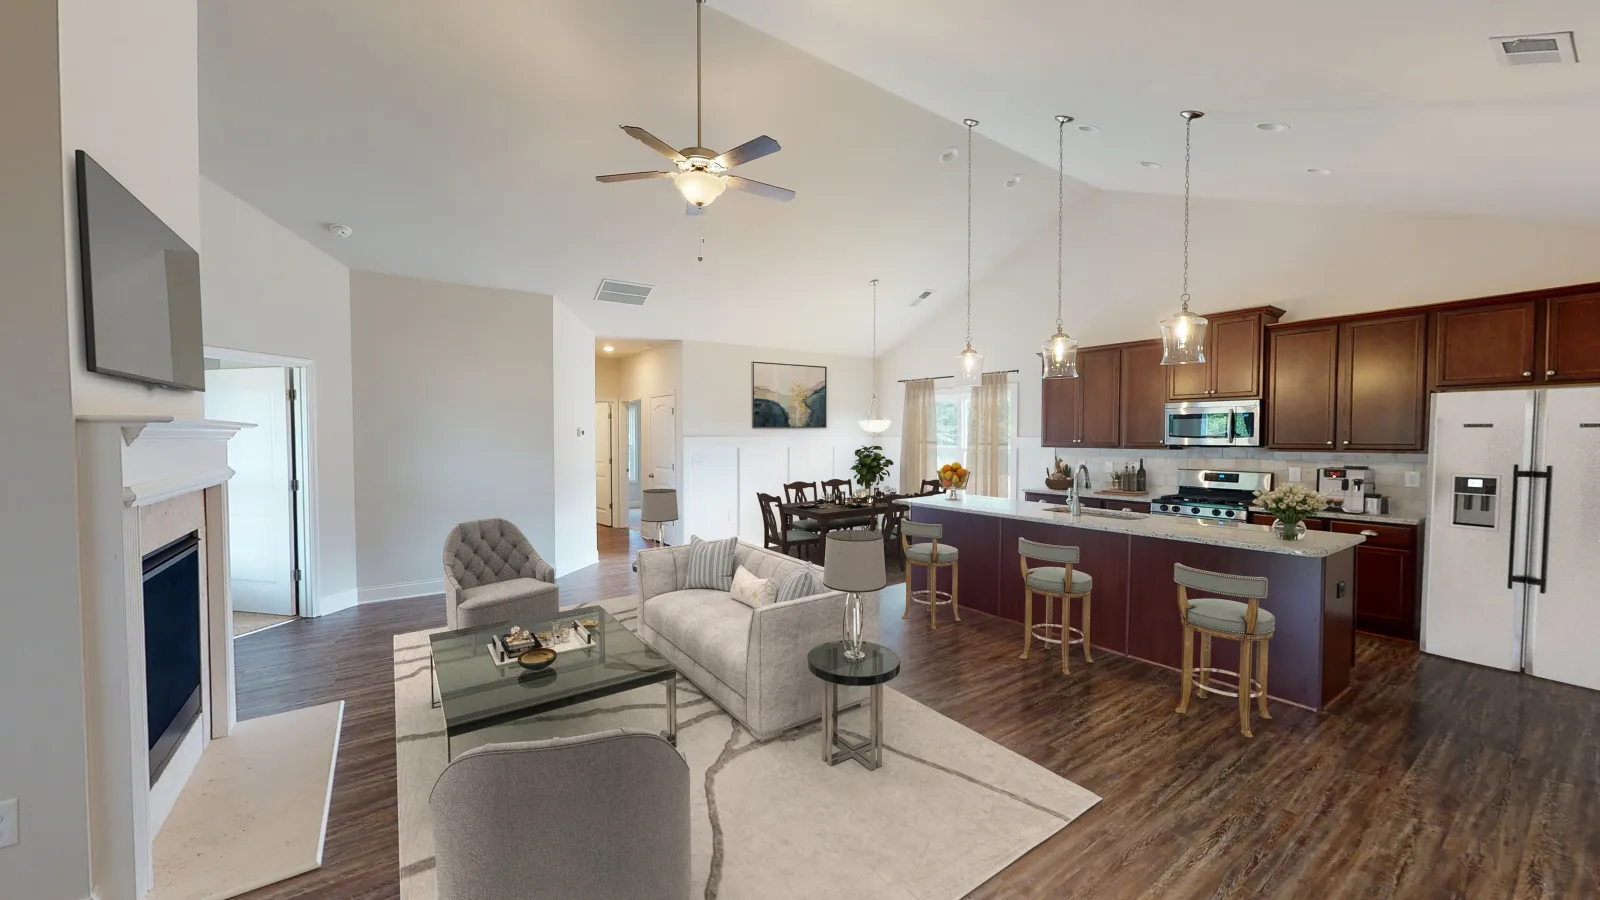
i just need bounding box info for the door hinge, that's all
[287,388,298,401]
[292,568,303,582]
[290,478,301,492]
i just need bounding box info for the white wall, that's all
[1,4,92,898]
[551,300,598,574]
[879,189,1600,445]
[61,0,204,419]
[676,340,876,544]
[199,178,359,615]
[350,272,557,600]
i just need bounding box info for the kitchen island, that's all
[903,494,1363,710]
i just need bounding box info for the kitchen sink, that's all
[1042,506,1148,520]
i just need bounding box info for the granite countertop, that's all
[1025,486,1152,502]
[1247,506,1425,527]
[904,494,1363,558]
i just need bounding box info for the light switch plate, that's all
[0,798,17,849]
[1103,461,1114,473]
[1405,470,1421,488]
[1288,466,1302,482]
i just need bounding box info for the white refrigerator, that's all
[1422,387,1600,691]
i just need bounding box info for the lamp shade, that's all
[823,531,887,593]
[1159,309,1209,365]
[641,488,679,523]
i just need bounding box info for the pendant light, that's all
[1159,110,1209,366]
[1040,114,1080,379]
[859,279,892,436]
[953,118,984,387]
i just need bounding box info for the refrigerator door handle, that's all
[1507,464,1521,589]
[1536,466,1553,594]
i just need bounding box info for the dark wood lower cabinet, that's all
[1327,520,1420,641]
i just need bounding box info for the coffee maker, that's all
[1316,465,1372,512]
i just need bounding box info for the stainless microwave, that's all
[1163,399,1262,447]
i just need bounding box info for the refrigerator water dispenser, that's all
[1451,475,1499,528]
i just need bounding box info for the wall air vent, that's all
[596,279,653,305]
[910,290,934,307]
[1491,32,1577,67]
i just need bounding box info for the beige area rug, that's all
[394,597,1099,900]
[149,701,343,900]
[232,611,295,638]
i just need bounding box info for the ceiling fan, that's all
[595,0,795,215]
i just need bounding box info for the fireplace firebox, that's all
[143,532,202,784]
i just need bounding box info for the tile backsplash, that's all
[1020,443,1429,520]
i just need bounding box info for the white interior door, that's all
[203,367,297,616]
[648,394,677,540]
[1526,386,1600,690]
[595,401,614,527]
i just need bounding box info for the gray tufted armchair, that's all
[442,518,560,629]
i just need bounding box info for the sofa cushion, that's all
[1024,566,1093,595]
[641,589,752,694]
[459,577,558,610]
[730,566,777,609]
[731,544,809,583]
[685,536,738,591]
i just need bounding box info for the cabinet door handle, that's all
[1548,369,1557,376]
[1524,372,1532,377]
[1343,440,1351,445]
[1360,529,1379,537]
[1326,441,1334,446]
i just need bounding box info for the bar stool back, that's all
[1017,538,1093,674]
[1173,563,1274,737]
[901,521,959,628]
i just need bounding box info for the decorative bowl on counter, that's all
[1044,474,1073,491]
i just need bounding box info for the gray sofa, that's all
[635,541,880,741]
[442,518,560,629]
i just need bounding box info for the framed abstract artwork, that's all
[752,362,827,428]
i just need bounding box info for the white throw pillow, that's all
[729,565,777,609]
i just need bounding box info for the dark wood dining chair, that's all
[758,493,820,561]
[880,500,909,568]
[783,481,818,504]
[820,478,853,502]
[919,479,944,495]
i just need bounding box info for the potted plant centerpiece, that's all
[851,445,894,498]
[1253,482,1329,540]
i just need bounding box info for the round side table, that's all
[807,641,900,770]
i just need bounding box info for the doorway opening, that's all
[203,351,313,638]
[624,399,642,530]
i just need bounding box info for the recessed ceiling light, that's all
[602,345,615,352]
[1256,122,1291,132]
[1005,174,1023,188]
[939,147,959,163]
[1306,167,1333,176]
[328,223,353,238]
[1139,161,1162,169]
[1076,124,1100,133]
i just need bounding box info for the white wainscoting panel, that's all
[682,444,741,541]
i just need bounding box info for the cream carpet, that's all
[149,701,343,900]
[232,611,295,638]
[394,596,1099,900]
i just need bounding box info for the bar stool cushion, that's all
[1184,596,1275,635]
[905,542,958,564]
[1025,566,1092,595]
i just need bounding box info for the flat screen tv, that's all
[76,150,204,391]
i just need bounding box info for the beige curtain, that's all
[898,379,937,493]
[967,372,1010,497]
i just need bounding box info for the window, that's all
[934,384,1017,495]
[626,403,641,484]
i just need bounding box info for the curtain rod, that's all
[897,369,1020,384]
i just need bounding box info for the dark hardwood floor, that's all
[236,526,1599,899]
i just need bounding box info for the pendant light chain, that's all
[1181,112,1192,311]
[965,119,975,348]
[870,278,879,376]
[1056,117,1066,330]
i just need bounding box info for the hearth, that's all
[144,532,202,784]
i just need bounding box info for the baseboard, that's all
[358,579,444,605]
[556,552,601,577]
[308,587,359,617]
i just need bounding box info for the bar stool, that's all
[1017,538,1093,674]
[1172,563,1273,738]
[901,521,959,628]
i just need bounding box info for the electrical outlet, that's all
[0,798,17,849]
[1103,461,1114,473]
[1405,470,1421,488]
[1287,466,1302,482]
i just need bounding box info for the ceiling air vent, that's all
[910,289,935,307]
[595,279,653,305]
[1491,32,1577,67]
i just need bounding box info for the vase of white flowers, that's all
[1253,483,1329,541]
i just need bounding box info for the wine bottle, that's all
[1137,458,1147,492]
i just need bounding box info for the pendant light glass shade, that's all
[859,278,892,435]
[953,118,983,387]
[1040,329,1079,378]
[954,344,985,387]
[1160,110,1209,366]
[1042,115,1080,380]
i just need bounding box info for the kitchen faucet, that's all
[1071,463,1090,516]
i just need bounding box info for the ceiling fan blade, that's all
[714,135,781,170]
[621,126,687,162]
[725,175,796,202]
[685,203,707,217]
[595,171,674,183]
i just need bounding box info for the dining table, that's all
[778,493,913,562]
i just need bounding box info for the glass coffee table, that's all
[430,606,678,758]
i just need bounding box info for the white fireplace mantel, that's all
[75,417,250,900]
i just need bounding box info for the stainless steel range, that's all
[1151,468,1273,522]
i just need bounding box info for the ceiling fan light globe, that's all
[675,168,727,207]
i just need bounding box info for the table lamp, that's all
[824,531,886,660]
[641,487,678,546]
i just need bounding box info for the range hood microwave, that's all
[1163,399,1262,447]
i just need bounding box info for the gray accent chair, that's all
[430,730,689,900]
[636,541,878,740]
[442,518,559,629]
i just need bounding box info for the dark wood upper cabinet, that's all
[1165,307,1283,401]
[1266,323,1340,450]
[1120,341,1168,449]
[1078,347,1122,448]
[1040,374,1082,448]
[1544,292,1600,384]
[1430,300,1538,389]
[1338,313,1428,452]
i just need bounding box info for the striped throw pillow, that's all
[775,568,823,604]
[684,536,738,591]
